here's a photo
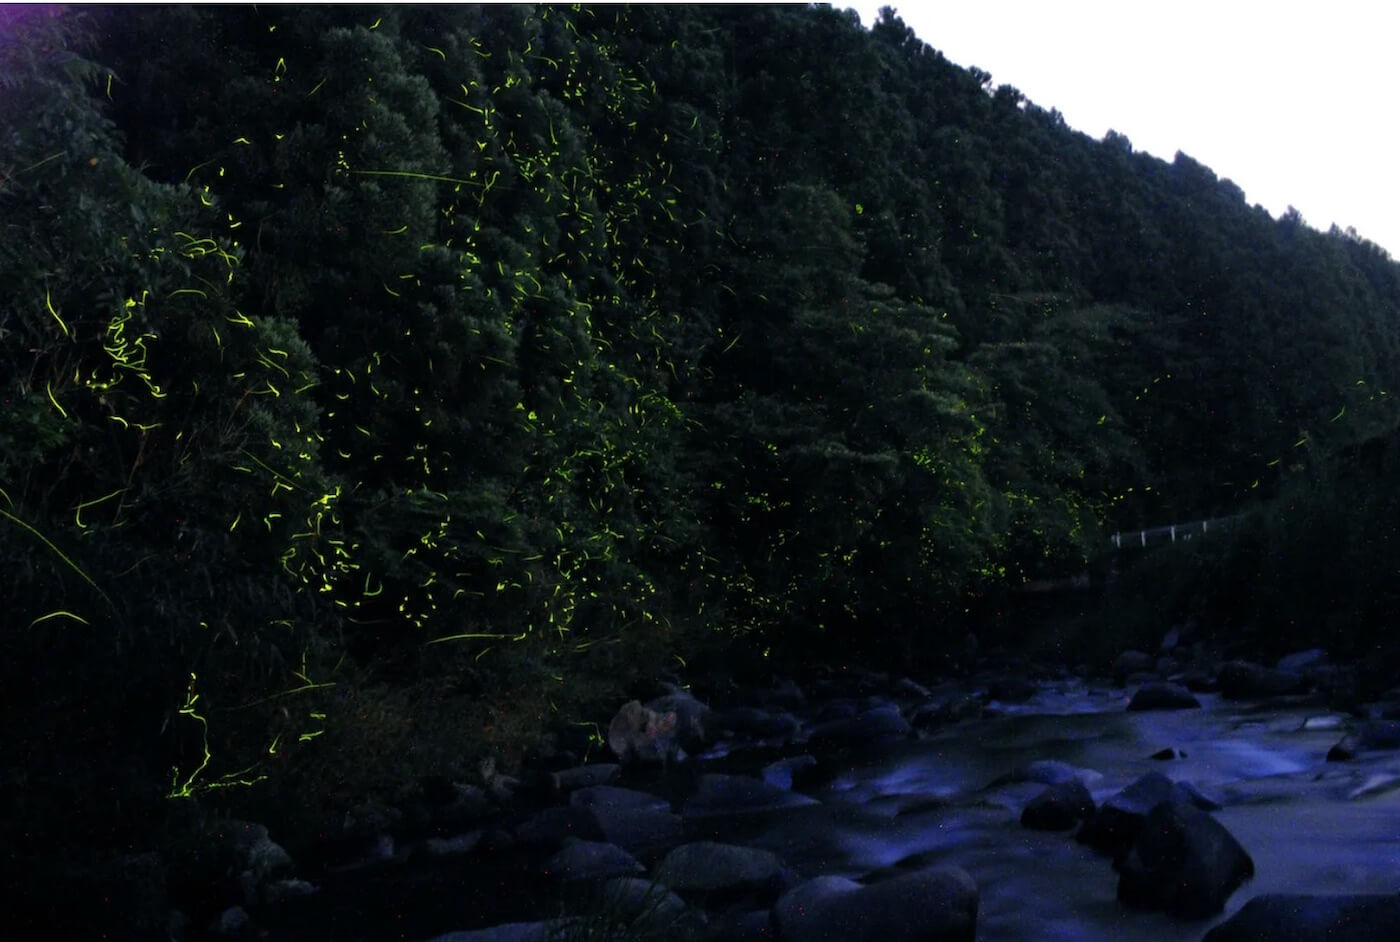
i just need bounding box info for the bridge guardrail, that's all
[1108,514,1246,551]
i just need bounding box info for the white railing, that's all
[1108,514,1245,551]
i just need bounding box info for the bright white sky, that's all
[846,1,1399,257]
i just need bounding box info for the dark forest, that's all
[5,6,1400,939]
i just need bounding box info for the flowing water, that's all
[699,683,1400,941]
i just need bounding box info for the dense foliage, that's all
[5,3,1400,865]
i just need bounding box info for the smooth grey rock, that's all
[543,839,644,882]
[1117,801,1254,917]
[682,773,819,819]
[654,841,786,896]
[1203,892,1400,941]
[772,867,978,942]
[1021,779,1095,831]
[1127,681,1201,711]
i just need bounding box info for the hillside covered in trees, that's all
[5,2,1400,888]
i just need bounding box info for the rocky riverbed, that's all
[104,646,1400,941]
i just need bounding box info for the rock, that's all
[1276,648,1327,673]
[682,773,819,819]
[1300,714,1346,731]
[986,676,1037,704]
[1116,800,1255,917]
[654,841,788,902]
[1112,650,1156,684]
[187,820,295,908]
[1149,747,1187,760]
[705,706,802,743]
[422,831,482,857]
[210,905,253,940]
[262,878,318,903]
[761,754,818,790]
[1217,660,1309,699]
[433,784,496,831]
[1327,719,1400,761]
[1160,626,1182,652]
[543,839,644,882]
[909,694,982,729]
[514,806,605,847]
[1359,719,1400,750]
[550,764,621,793]
[644,692,711,753]
[590,806,684,854]
[1078,772,1198,856]
[1173,669,1217,693]
[569,784,671,814]
[773,867,978,942]
[1021,780,1095,831]
[1203,892,1400,941]
[807,704,912,750]
[757,677,808,710]
[608,700,682,764]
[1126,681,1201,711]
[893,676,932,699]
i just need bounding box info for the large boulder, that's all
[772,867,978,942]
[1021,779,1095,831]
[607,700,682,764]
[644,692,711,753]
[1078,772,1202,856]
[1203,892,1400,941]
[1116,801,1254,917]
